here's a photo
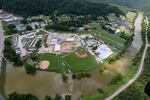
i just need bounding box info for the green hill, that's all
[0,0,123,17]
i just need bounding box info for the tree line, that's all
[0,0,124,17]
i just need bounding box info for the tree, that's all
[35,40,42,48]
[30,51,38,61]
[24,64,36,74]
[72,74,76,79]
[21,19,28,24]
[8,24,16,29]
[65,95,71,100]
[1,0,123,17]
[54,94,62,100]
[145,81,150,97]
[111,74,123,84]
[8,92,39,100]
[26,25,33,31]
[62,74,68,83]
[4,39,24,66]
[44,95,51,100]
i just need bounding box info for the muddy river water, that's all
[3,13,143,100]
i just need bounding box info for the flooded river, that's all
[3,13,143,100]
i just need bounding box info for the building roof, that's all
[54,43,61,52]
[66,38,74,42]
[96,44,113,60]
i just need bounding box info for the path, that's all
[105,12,149,100]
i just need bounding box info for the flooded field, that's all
[4,42,139,100]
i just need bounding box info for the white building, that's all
[66,37,74,42]
[95,44,113,61]
[54,43,61,52]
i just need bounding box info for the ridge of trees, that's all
[0,0,124,17]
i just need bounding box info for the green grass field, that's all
[63,49,98,72]
[100,31,125,47]
[38,54,60,71]
[126,11,137,24]
[36,30,47,35]
[38,50,98,73]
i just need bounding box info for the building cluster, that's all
[104,13,132,34]
[39,33,81,54]
[0,10,50,32]
[11,29,114,62]
[11,30,44,57]
[0,9,26,31]
[26,15,49,30]
[80,34,113,62]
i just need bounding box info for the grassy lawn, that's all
[100,31,125,47]
[126,11,137,24]
[38,54,60,70]
[36,30,47,35]
[63,49,98,72]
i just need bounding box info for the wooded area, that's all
[0,0,123,17]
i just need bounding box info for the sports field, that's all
[37,49,98,73]
[63,49,98,72]
[38,54,61,72]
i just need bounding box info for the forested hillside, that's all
[85,0,150,15]
[0,0,123,16]
[85,0,150,9]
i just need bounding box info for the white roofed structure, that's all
[54,43,61,52]
[96,44,113,60]
[66,37,74,42]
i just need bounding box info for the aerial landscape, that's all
[0,0,150,100]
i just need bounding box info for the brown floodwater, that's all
[4,53,133,100]
[4,13,143,100]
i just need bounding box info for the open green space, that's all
[38,54,61,72]
[63,49,98,72]
[37,50,98,73]
[36,30,47,35]
[100,31,125,47]
[126,11,137,24]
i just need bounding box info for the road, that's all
[105,12,149,100]
[0,20,4,68]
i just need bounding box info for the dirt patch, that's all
[75,50,87,58]
[39,61,50,70]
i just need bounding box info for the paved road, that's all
[105,12,149,100]
[0,20,4,68]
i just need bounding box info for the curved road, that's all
[105,13,149,100]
